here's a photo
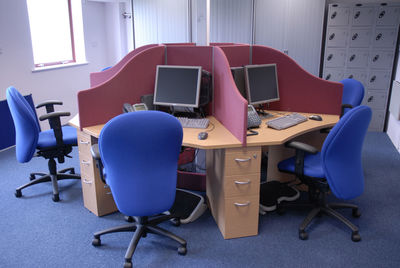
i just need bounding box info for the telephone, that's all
[123,103,148,113]
[247,105,261,128]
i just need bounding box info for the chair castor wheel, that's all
[92,237,101,246]
[15,189,22,198]
[170,218,181,227]
[125,216,134,222]
[299,230,308,240]
[29,174,36,181]
[178,246,187,255]
[352,208,361,218]
[52,194,60,202]
[70,168,75,174]
[123,261,132,268]
[351,232,361,242]
[276,205,285,215]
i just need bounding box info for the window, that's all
[26,0,86,68]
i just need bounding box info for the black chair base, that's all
[279,199,361,242]
[15,166,81,202]
[92,215,187,268]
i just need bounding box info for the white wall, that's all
[0,0,114,130]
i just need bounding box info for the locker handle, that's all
[349,55,356,62]
[379,11,385,18]
[370,75,376,83]
[376,33,382,41]
[327,54,333,61]
[325,74,331,80]
[348,75,354,79]
[354,11,360,19]
[331,11,337,19]
[352,33,358,40]
[329,33,335,40]
[373,55,379,62]
[368,96,374,102]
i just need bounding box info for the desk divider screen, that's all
[78,46,165,129]
[90,44,159,87]
[251,45,343,115]
[217,44,251,68]
[213,47,248,145]
[165,46,213,72]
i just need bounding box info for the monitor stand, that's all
[256,108,274,119]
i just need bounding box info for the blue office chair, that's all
[340,78,365,116]
[91,111,187,268]
[278,105,372,242]
[6,86,80,202]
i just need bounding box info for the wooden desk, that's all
[69,112,338,239]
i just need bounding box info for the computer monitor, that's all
[231,67,246,99]
[244,63,280,105]
[153,65,202,108]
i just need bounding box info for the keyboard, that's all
[266,113,308,130]
[177,117,210,129]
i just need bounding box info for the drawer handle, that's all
[79,140,90,145]
[106,192,112,195]
[81,160,91,166]
[235,157,251,162]
[234,180,251,185]
[234,201,251,207]
[83,179,93,184]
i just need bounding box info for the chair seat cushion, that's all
[37,126,77,148]
[278,152,325,178]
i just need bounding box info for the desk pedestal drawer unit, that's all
[77,131,118,216]
[206,147,261,239]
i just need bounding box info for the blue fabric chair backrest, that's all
[340,78,365,115]
[6,86,40,163]
[321,105,372,200]
[99,111,183,217]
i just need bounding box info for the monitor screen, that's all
[153,65,202,108]
[244,64,280,105]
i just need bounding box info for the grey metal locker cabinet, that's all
[322,2,400,131]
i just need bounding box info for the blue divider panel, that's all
[0,94,36,150]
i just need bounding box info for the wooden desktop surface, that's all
[69,112,338,148]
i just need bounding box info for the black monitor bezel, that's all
[244,63,280,105]
[153,65,202,108]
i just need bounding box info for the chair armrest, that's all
[39,112,71,155]
[36,100,63,113]
[340,104,353,118]
[39,111,70,121]
[91,144,106,184]
[285,141,318,155]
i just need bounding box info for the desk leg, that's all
[206,147,261,239]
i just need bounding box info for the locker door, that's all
[347,49,369,68]
[376,5,400,26]
[323,68,344,82]
[349,28,372,48]
[363,90,388,109]
[369,50,395,69]
[368,110,385,131]
[344,69,367,86]
[352,6,375,26]
[372,28,398,48]
[327,5,351,26]
[324,49,346,68]
[367,70,391,89]
[326,27,348,47]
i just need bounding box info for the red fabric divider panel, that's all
[213,47,247,145]
[78,46,165,129]
[163,43,196,46]
[218,45,251,67]
[252,45,342,115]
[165,46,213,72]
[90,44,159,87]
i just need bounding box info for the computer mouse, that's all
[198,132,208,140]
[309,115,322,121]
